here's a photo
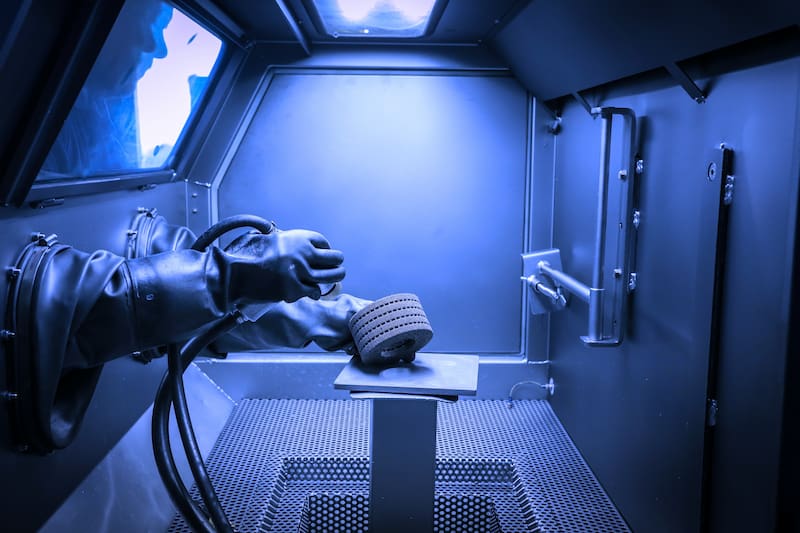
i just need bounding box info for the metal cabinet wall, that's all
[546,57,799,533]
[0,183,186,531]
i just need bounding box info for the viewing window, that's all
[309,0,441,38]
[37,0,223,181]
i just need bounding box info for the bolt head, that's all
[707,162,717,181]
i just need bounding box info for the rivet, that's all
[192,208,198,214]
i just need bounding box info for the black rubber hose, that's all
[153,215,274,532]
[190,215,276,251]
[169,313,242,533]
[152,346,214,533]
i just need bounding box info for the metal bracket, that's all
[572,91,595,116]
[706,143,735,206]
[522,249,569,315]
[664,62,706,103]
[522,106,639,347]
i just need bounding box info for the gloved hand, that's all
[223,229,346,305]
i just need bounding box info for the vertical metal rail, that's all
[587,112,614,341]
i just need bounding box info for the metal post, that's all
[370,398,437,533]
[588,112,614,341]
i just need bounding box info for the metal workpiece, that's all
[523,106,639,347]
[348,293,433,366]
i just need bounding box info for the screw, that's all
[1,391,19,400]
[191,208,198,214]
[127,230,138,237]
[191,192,198,198]
[724,175,735,206]
[30,232,45,242]
[628,272,638,292]
[1,330,16,340]
[633,210,641,229]
[613,268,623,278]
[707,162,717,181]
[7,267,21,280]
[137,207,148,213]
[635,159,644,175]
[618,169,628,181]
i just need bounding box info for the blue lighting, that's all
[311,0,440,38]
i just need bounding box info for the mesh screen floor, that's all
[168,399,630,532]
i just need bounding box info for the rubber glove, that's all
[224,229,345,305]
[211,294,372,354]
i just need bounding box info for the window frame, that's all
[8,1,235,206]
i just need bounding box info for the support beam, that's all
[664,62,706,103]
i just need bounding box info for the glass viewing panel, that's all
[311,0,440,38]
[37,0,223,181]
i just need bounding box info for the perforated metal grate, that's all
[167,400,630,532]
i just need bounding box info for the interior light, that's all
[312,0,441,38]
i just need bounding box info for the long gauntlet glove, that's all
[211,294,371,354]
[10,230,344,452]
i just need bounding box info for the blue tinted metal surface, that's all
[40,364,234,533]
[334,353,479,396]
[546,58,800,533]
[0,182,186,531]
[489,0,799,100]
[219,71,529,354]
[706,58,799,533]
[195,354,548,401]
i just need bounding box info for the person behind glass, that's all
[40,0,172,177]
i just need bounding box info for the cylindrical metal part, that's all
[587,288,604,340]
[593,116,613,290]
[538,261,591,303]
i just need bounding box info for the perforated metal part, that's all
[348,293,433,365]
[167,400,630,532]
[296,492,504,533]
